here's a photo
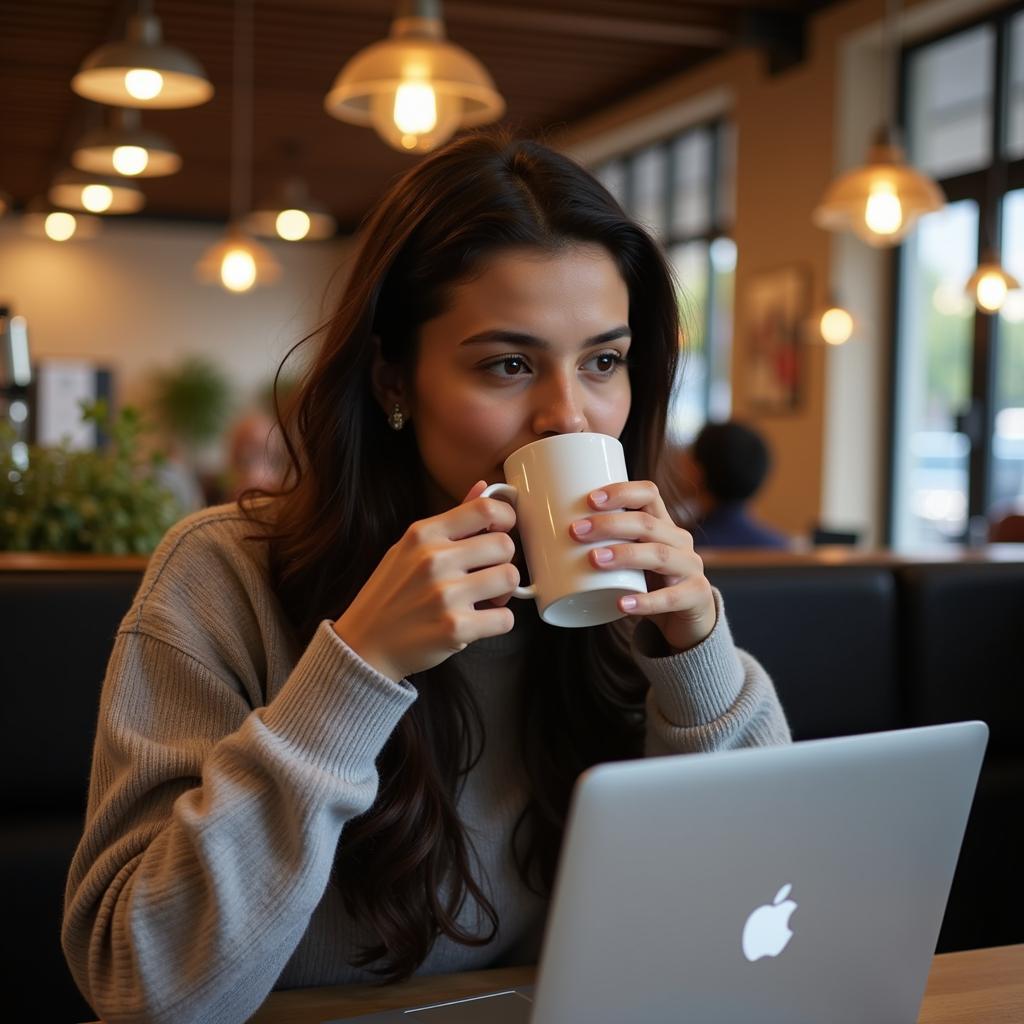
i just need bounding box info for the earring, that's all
[388,403,406,431]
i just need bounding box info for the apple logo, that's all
[741,883,798,962]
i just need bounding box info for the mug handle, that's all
[480,482,537,600]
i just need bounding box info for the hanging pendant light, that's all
[967,255,1020,314]
[813,0,944,247]
[246,176,336,241]
[49,169,145,214]
[196,0,279,294]
[72,0,213,109]
[325,0,504,154]
[22,197,102,241]
[73,108,182,178]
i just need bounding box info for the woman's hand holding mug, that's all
[333,483,520,682]
[571,480,718,653]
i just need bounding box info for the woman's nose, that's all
[531,375,587,436]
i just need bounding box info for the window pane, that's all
[907,25,994,179]
[670,128,712,237]
[991,188,1024,515]
[708,236,736,421]
[593,160,627,208]
[667,241,709,443]
[1008,12,1024,159]
[631,144,668,239]
[893,200,978,549]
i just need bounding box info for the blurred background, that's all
[1,0,1022,551]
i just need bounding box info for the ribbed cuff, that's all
[631,588,745,728]
[259,620,417,777]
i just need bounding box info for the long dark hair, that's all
[251,130,681,980]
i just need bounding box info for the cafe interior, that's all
[1,0,1022,1021]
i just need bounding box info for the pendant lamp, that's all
[967,258,1020,314]
[49,169,145,214]
[196,0,279,294]
[813,0,944,247]
[73,108,182,178]
[325,0,504,154]
[71,0,213,109]
[246,176,336,241]
[23,197,102,241]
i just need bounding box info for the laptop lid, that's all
[531,721,987,1024]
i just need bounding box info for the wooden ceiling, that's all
[1,0,834,232]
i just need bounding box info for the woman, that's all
[62,131,790,1024]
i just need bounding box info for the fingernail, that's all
[593,547,614,563]
[573,519,593,536]
[591,490,608,505]
[620,596,638,610]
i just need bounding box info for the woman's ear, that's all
[370,336,410,419]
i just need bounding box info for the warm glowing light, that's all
[124,68,164,100]
[220,248,257,292]
[112,145,150,175]
[393,81,438,135]
[275,208,311,241]
[81,184,113,212]
[975,271,1009,313]
[864,181,903,236]
[44,212,77,241]
[819,307,854,346]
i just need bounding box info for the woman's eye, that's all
[586,351,627,374]
[484,356,531,377]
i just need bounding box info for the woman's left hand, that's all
[570,480,717,652]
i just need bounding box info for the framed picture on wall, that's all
[744,265,809,412]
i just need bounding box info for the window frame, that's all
[887,2,1024,545]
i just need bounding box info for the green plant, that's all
[0,400,183,554]
[152,356,232,449]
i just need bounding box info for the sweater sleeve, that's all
[632,588,791,756]
[62,619,416,1024]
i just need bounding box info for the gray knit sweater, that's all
[62,504,790,1024]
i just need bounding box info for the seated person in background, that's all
[223,408,289,502]
[677,420,791,549]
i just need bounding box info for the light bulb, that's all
[819,307,854,346]
[975,270,1008,313]
[112,145,150,176]
[45,212,77,241]
[864,181,903,236]
[275,208,311,241]
[81,184,113,213]
[220,248,257,292]
[124,68,164,101]
[393,81,439,135]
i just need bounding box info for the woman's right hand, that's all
[333,481,520,681]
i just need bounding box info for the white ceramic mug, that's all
[481,432,647,628]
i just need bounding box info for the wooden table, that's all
[247,944,1023,1023]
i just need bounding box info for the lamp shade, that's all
[245,177,336,240]
[813,130,945,247]
[71,10,214,109]
[196,229,281,293]
[49,170,145,214]
[967,260,1021,314]
[72,108,181,177]
[325,0,504,153]
[23,197,102,241]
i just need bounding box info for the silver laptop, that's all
[329,721,987,1024]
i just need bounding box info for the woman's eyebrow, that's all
[458,325,631,350]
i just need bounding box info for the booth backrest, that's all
[1,552,1022,1020]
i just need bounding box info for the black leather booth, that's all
[2,557,1022,1020]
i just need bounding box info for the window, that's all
[592,120,735,443]
[891,9,1024,548]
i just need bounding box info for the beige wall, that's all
[0,217,350,461]
[559,0,1005,542]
